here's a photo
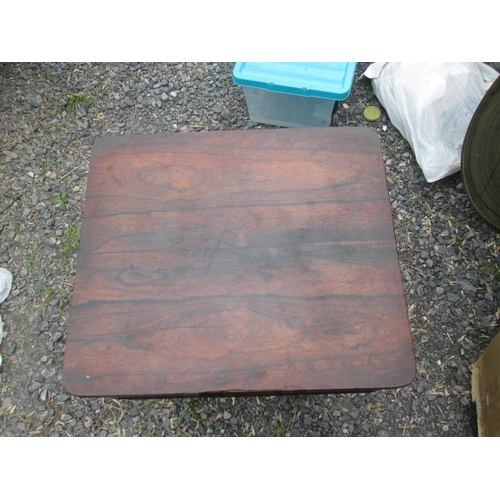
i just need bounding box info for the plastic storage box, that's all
[233,62,356,128]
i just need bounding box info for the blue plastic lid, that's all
[233,62,357,100]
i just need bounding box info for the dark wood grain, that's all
[62,127,415,397]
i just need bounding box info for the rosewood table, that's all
[62,127,415,397]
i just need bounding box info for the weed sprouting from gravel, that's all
[39,284,55,301]
[270,423,285,437]
[53,192,68,207]
[61,221,81,257]
[66,92,95,112]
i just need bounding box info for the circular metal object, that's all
[462,75,500,230]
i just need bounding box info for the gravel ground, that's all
[1,62,499,437]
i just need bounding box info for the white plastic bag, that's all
[0,268,11,367]
[364,62,499,182]
[0,268,12,303]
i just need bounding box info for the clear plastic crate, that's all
[242,86,337,128]
[233,62,356,128]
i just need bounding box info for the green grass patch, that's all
[40,284,55,301]
[62,221,82,257]
[144,400,156,411]
[66,92,95,112]
[270,423,285,437]
[178,399,203,426]
[37,153,47,174]
[481,263,500,282]
[53,192,68,207]
[27,254,36,275]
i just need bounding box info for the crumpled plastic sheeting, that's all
[0,268,12,303]
[0,267,13,368]
[364,62,499,182]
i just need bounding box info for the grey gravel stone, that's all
[457,279,478,296]
[29,382,42,392]
[52,331,63,343]
[2,398,13,409]
[0,62,498,437]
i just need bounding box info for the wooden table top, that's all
[62,127,415,397]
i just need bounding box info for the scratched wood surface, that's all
[62,127,415,397]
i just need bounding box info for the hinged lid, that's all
[233,62,357,100]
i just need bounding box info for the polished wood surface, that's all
[62,127,415,397]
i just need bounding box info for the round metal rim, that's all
[462,75,500,231]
